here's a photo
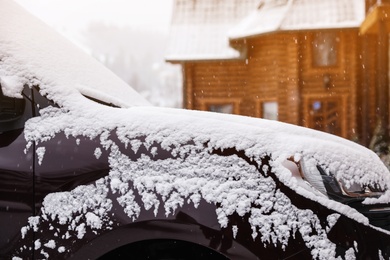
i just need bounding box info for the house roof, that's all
[229,0,365,39]
[0,0,150,108]
[165,0,261,62]
[166,0,365,61]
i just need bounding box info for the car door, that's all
[0,86,34,258]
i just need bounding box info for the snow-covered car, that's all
[1,1,390,259]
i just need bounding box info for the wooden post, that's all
[183,63,194,110]
[377,19,389,141]
[361,35,370,146]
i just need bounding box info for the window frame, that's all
[255,99,279,120]
[310,31,341,69]
[199,98,241,114]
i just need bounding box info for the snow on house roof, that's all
[0,0,151,108]
[165,0,260,61]
[166,0,365,61]
[229,0,365,39]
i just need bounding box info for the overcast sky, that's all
[15,0,174,44]
[13,0,180,107]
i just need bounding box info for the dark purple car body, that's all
[1,86,390,260]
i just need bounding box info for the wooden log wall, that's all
[183,60,250,115]
[182,28,370,141]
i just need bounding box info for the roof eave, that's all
[165,53,247,63]
[360,4,390,35]
[229,25,361,41]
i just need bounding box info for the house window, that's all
[208,104,234,114]
[262,101,278,120]
[200,98,240,114]
[312,32,338,67]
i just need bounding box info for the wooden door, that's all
[303,95,347,137]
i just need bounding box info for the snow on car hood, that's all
[0,0,150,108]
[25,103,390,206]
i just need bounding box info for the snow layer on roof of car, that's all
[0,0,150,108]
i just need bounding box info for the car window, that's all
[0,85,32,133]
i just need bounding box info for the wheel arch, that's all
[68,220,257,260]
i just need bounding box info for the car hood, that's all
[25,104,390,208]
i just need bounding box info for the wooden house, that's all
[360,0,390,146]
[166,0,385,145]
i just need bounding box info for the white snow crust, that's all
[36,147,46,165]
[0,74,24,98]
[44,240,56,250]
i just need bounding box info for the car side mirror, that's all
[0,90,25,123]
